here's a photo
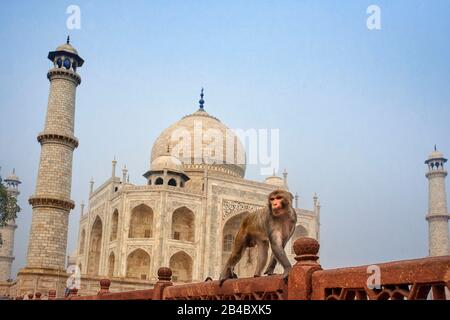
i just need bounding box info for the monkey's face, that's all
[270,195,284,211]
[268,190,293,216]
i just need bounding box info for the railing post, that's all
[153,267,173,300]
[35,292,42,300]
[48,290,56,300]
[27,293,34,300]
[287,237,322,300]
[67,288,79,299]
[98,279,111,295]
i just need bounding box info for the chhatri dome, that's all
[151,147,184,172]
[264,174,285,187]
[151,89,247,178]
[426,145,447,161]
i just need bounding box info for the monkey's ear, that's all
[289,192,294,200]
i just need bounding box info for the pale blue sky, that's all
[1,1,449,278]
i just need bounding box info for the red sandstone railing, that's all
[14,237,450,300]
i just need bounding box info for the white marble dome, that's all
[151,108,247,177]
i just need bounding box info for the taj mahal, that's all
[0,38,449,298]
[73,92,321,291]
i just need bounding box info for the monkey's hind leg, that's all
[219,232,246,286]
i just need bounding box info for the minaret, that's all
[0,169,21,282]
[425,146,450,256]
[89,177,94,195]
[282,169,288,189]
[313,193,321,242]
[122,165,128,184]
[111,157,117,178]
[25,37,84,272]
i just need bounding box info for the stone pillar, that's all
[287,237,322,300]
[18,38,84,297]
[153,267,173,299]
[425,148,450,256]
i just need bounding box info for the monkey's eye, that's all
[270,198,275,201]
[276,196,282,200]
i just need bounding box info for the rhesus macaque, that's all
[219,189,297,286]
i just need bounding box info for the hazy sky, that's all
[1,1,449,278]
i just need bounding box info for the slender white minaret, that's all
[122,165,128,184]
[282,169,288,189]
[111,157,117,178]
[89,177,94,195]
[425,146,450,256]
[313,193,321,242]
[26,37,84,271]
[0,169,21,282]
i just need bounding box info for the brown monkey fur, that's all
[219,189,297,286]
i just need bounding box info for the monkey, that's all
[219,189,297,286]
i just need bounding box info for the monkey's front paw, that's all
[219,278,227,287]
[282,267,292,282]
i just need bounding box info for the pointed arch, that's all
[126,249,151,280]
[87,216,102,276]
[129,204,153,238]
[110,209,119,241]
[171,206,195,242]
[108,252,115,277]
[79,229,86,254]
[169,251,193,283]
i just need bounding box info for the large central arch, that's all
[222,211,258,278]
